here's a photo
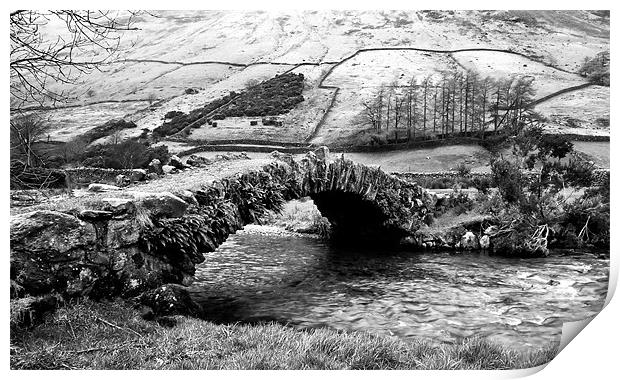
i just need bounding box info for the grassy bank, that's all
[11,299,556,370]
[267,197,331,237]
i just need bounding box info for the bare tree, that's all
[385,87,392,132]
[10,10,143,112]
[432,84,438,134]
[464,71,470,136]
[493,78,502,132]
[421,76,430,136]
[393,94,405,129]
[479,76,491,139]
[10,115,50,167]
[409,78,419,141]
[451,71,459,134]
[361,86,385,131]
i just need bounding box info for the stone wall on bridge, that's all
[10,148,435,300]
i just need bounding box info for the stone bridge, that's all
[277,148,434,244]
[10,148,435,300]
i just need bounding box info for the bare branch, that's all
[10,10,145,111]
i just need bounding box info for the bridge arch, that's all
[285,149,434,245]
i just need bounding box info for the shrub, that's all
[78,139,170,169]
[221,73,305,118]
[428,177,454,189]
[164,111,185,119]
[561,192,609,248]
[538,134,573,159]
[152,93,236,138]
[491,158,525,204]
[479,133,508,153]
[595,118,610,127]
[563,159,596,187]
[578,51,610,86]
[564,118,580,129]
[435,190,474,216]
[81,119,137,145]
[471,176,493,194]
[455,162,471,177]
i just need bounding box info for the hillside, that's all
[17,10,609,155]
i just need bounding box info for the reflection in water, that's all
[191,226,608,352]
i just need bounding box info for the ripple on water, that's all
[191,225,609,352]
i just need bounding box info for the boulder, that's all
[88,183,121,192]
[139,284,204,318]
[102,198,136,216]
[146,173,159,181]
[107,219,142,248]
[66,267,98,296]
[10,210,97,295]
[174,190,198,206]
[132,191,188,218]
[115,174,130,187]
[479,234,491,250]
[484,225,499,236]
[460,231,480,250]
[186,155,211,167]
[162,165,177,174]
[313,146,330,161]
[130,169,147,182]
[169,155,186,170]
[148,159,163,175]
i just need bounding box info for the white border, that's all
[3,2,617,378]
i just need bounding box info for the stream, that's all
[192,225,609,352]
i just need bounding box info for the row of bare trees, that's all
[360,70,537,142]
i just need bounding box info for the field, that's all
[338,145,492,173]
[22,10,608,149]
[571,141,611,168]
[44,101,150,143]
[137,64,294,133]
[183,64,337,142]
[536,86,610,136]
[451,50,588,98]
[186,144,493,173]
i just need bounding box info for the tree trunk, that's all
[423,83,428,135]
[386,95,391,132]
[432,87,437,134]
[494,85,500,132]
[471,79,476,137]
[464,78,469,136]
[451,78,456,134]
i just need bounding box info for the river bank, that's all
[10,299,556,370]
